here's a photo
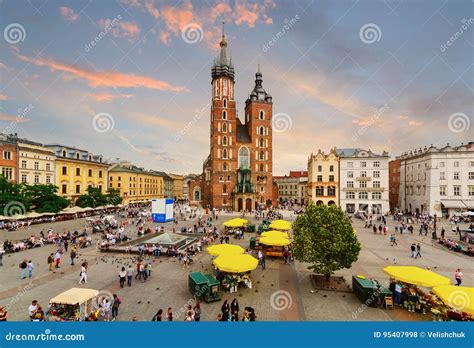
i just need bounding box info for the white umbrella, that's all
[461,211,474,216]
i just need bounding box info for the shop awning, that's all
[50,288,99,305]
[440,200,466,209]
[223,218,248,228]
[213,254,258,273]
[269,219,292,231]
[462,200,474,209]
[383,266,450,288]
[207,244,245,257]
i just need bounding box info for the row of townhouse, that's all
[0,134,185,204]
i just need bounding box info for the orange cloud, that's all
[161,0,195,35]
[14,51,188,93]
[98,19,140,40]
[0,114,29,123]
[59,6,80,22]
[145,0,160,18]
[0,94,9,101]
[91,92,133,102]
[408,120,423,127]
[159,31,171,45]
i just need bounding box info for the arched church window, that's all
[223,149,228,159]
[260,151,264,160]
[259,110,264,120]
[222,136,227,145]
[222,123,227,132]
[223,99,227,108]
[238,147,249,169]
[222,111,227,120]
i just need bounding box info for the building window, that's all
[222,110,227,120]
[374,171,380,178]
[76,168,81,176]
[34,174,39,184]
[315,186,324,196]
[3,151,11,160]
[372,192,381,200]
[259,110,264,120]
[373,181,380,188]
[329,165,334,172]
[359,192,368,199]
[440,172,445,180]
[222,136,227,145]
[317,175,322,182]
[21,160,26,169]
[46,163,51,171]
[76,153,80,159]
[62,184,67,194]
[223,184,227,193]
[75,185,81,194]
[440,186,446,196]
[62,166,67,175]
[46,176,51,184]
[223,99,227,108]
[222,123,227,132]
[327,186,336,196]
[329,175,334,182]
[439,161,445,167]
[361,161,366,168]
[223,162,228,171]
[98,185,102,192]
[359,181,367,188]
[259,138,264,147]
[374,161,380,168]
[1,168,13,180]
[347,171,353,178]
[62,150,66,157]
[317,165,322,172]
[346,192,355,199]
[454,161,459,167]
[454,172,459,180]
[222,149,228,159]
[453,186,460,196]
[469,186,474,196]
[259,126,264,135]
[34,161,39,170]
[360,171,367,177]
[21,174,27,183]
[89,155,92,161]
[347,181,354,188]
[99,170,102,178]
[260,164,264,172]
[88,169,92,177]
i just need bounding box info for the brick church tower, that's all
[190,26,274,211]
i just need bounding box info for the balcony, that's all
[356,177,372,181]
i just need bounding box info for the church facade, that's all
[188,32,276,211]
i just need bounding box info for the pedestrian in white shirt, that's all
[79,263,87,284]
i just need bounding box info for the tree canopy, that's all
[292,203,361,280]
[76,186,122,208]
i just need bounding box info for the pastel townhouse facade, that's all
[0,134,18,183]
[337,148,390,215]
[307,149,339,206]
[398,143,474,216]
[17,139,56,186]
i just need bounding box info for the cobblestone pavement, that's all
[0,212,471,321]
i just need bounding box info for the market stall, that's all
[269,219,292,231]
[258,235,291,257]
[207,244,245,257]
[188,272,220,302]
[431,285,474,321]
[213,254,258,293]
[383,266,451,316]
[261,230,289,239]
[48,288,99,321]
[223,218,248,228]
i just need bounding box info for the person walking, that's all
[389,234,397,246]
[111,294,121,321]
[79,263,87,284]
[70,246,77,266]
[47,253,54,271]
[454,269,463,286]
[119,267,126,288]
[19,259,27,279]
[231,298,239,322]
[166,307,173,321]
[152,309,163,321]
[126,265,133,287]
[27,260,34,278]
[54,251,61,269]
[415,243,422,259]
[410,243,416,258]
[193,302,201,322]
[261,252,266,270]
[0,248,4,266]
[221,300,230,321]
[394,283,402,306]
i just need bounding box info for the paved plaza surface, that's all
[0,211,472,321]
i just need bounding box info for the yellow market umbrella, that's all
[223,218,248,228]
[261,231,289,239]
[207,244,245,257]
[383,266,450,287]
[269,219,292,230]
[432,285,474,315]
[213,254,258,273]
[259,236,291,247]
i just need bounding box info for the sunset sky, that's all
[0,0,472,175]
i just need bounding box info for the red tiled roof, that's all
[289,170,308,178]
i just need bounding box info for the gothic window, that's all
[260,164,264,172]
[222,123,227,132]
[223,184,227,193]
[222,110,227,120]
[223,79,228,95]
[223,149,228,159]
[259,126,264,135]
[259,138,264,148]
[259,110,264,120]
[238,147,249,169]
[260,151,264,160]
[223,163,227,171]
[222,136,227,145]
[223,99,227,108]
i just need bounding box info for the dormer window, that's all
[62,150,66,157]
[88,155,92,161]
[76,153,80,159]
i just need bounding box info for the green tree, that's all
[0,176,31,215]
[292,203,361,281]
[76,186,108,208]
[23,184,70,213]
[105,188,122,206]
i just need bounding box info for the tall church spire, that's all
[219,22,228,65]
[211,21,234,81]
